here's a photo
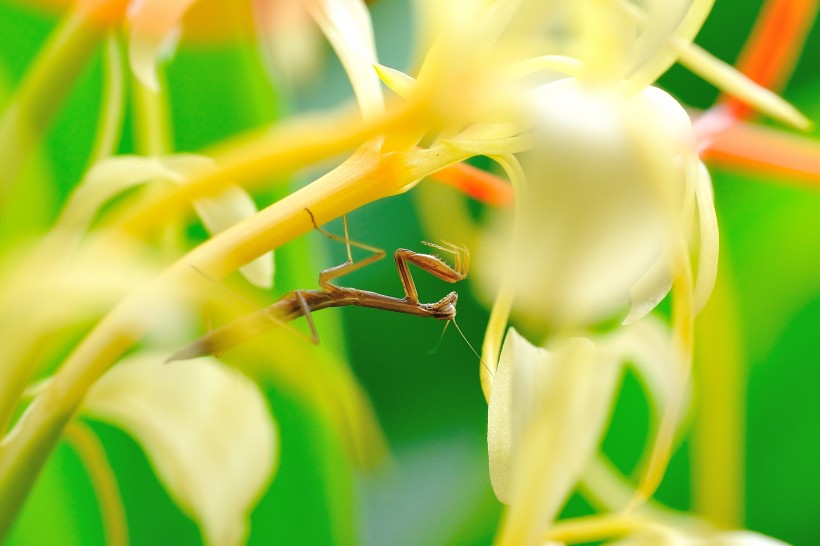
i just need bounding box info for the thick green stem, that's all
[132,71,173,156]
[691,260,744,527]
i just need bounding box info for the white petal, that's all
[128,27,181,91]
[623,255,672,325]
[127,0,195,91]
[254,0,323,87]
[303,0,384,119]
[162,155,275,289]
[57,155,273,288]
[57,156,177,235]
[192,184,274,289]
[609,318,682,419]
[701,531,791,546]
[693,162,719,313]
[83,352,277,546]
[487,327,550,503]
[490,329,621,544]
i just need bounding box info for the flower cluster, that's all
[0,0,816,544]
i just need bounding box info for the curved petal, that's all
[623,255,672,325]
[60,155,274,288]
[625,0,715,91]
[303,0,384,119]
[491,329,621,545]
[692,162,719,313]
[82,352,277,546]
[56,156,177,235]
[374,64,416,98]
[487,327,549,503]
[609,318,684,423]
[127,0,197,90]
[162,155,274,288]
[254,0,323,88]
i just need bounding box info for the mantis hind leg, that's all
[305,209,387,291]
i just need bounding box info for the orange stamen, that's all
[703,121,820,186]
[430,162,514,207]
[720,0,819,121]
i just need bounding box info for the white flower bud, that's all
[507,78,701,328]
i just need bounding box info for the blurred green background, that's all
[1,0,818,544]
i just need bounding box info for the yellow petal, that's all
[303,0,384,119]
[676,42,811,130]
[82,352,277,546]
[374,63,416,98]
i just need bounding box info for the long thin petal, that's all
[625,0,715,91]
[127,0,197,90]
[82,352,277,546]
[303,0,384,119]
[693,163,718,312]
[611,318,683,424]
[374,64,416,98]
[676,42,811,130]
[623,257,672,325]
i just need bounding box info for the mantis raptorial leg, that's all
[168,210,470,361]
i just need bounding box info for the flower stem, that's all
[543,512,660,544]
[88,33,126,165]
[65,421,129,546]
[691,258,745,528]
[132,70,173,156]
[120,102,417,235]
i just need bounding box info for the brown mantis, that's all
[168,210,470,361]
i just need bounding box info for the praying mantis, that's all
[168,210,470,361]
